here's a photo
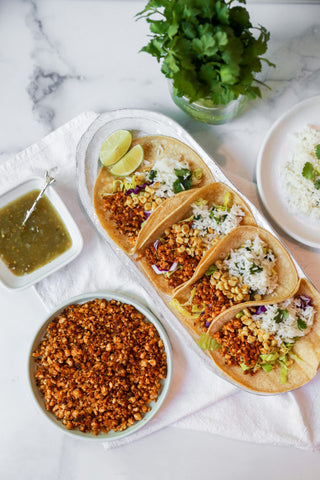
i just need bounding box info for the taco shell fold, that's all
[206,278,320,393]
[135,183,257,296]
[172,225,299,336]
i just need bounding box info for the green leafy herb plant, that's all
[136,0,275,109]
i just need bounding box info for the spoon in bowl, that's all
[22,171,56,227]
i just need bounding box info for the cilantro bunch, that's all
[136,0,275,105]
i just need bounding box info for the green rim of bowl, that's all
[28,291,173,441]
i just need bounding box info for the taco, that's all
[93,135,214,254]
[136,183,257,296]
[171,226,299,336]
[201,278,320,393]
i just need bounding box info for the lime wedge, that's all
[110,144,144,177]
[99,130,132,167]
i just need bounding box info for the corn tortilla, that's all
[136,183,257,296]
[172,226,299,336]
[206,278,320,393]
[93,135,215,254]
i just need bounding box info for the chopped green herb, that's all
[302,162,314,180]
[274,308,289,324]
[315,144,320,160]
[236,311,244,318]
[249,263,263,274]
[302,160,320,190]
[172,179,184,194]
[297,317,307,331]
[149,169,157,181]
[209,210,228,224]
[175,168,191,179]
[173,168,193,193]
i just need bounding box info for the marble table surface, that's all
[1,1,320,479]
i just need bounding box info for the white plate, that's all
[256,95,320,249]
[0,177,83,289]
[28,291,173,441]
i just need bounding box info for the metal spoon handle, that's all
[22,172,56,226]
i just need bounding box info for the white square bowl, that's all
[0,177,83,290]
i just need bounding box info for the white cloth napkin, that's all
[2,112,320,450]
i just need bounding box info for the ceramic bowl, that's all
[0,177,83,290]
[28,291,173,441]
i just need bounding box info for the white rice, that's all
[254,298,314,346]
[281,125,320,220]
[224,236,278,295]
[151,156,191,198]
[191,201,244,243]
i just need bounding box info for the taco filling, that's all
[101,156,202,245]
[201,294,315,383]
[176,235,278,331]
[143,196,245,289]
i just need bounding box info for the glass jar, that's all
[170,88,247,125]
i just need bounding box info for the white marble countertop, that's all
[1,1,320,479]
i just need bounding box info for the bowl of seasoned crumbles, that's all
[28,292,173,440]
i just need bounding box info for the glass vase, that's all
[170,88,247,125]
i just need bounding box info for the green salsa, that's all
[0,189,72,276]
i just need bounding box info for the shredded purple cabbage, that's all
[205,321,211,328]
[255,305,267,315]
[124,181,151,196]
[153,239,160,251]
[151,262,178,274]
[144,210,152,220]
[296,294,312,310]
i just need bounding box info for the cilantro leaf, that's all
[173,168,193,193]
[297,317,307,331]
[209,210,227,224]
[149,169,157,181]
[301,161,320,190]
[172,179,184,194]
[174,168,191,178]
[315,144,320,160]
[302,162,314,180]
[274,308,289,324]
[249,263,263,275]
